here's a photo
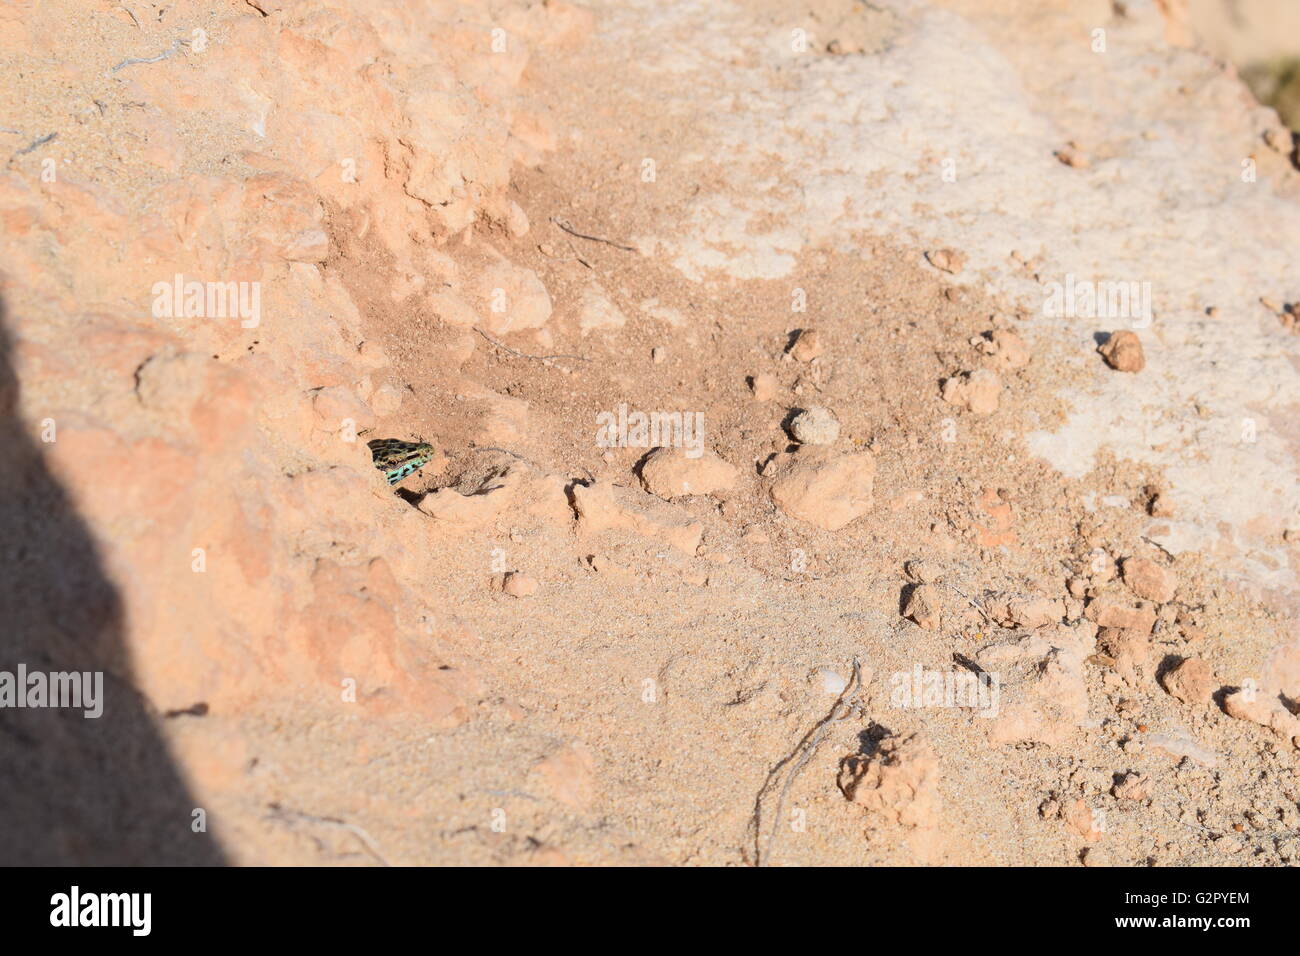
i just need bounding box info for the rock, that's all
[1147,490,1174,518]
[1121,556,1176,604]
[941,368,1001,414]
[1160,657,1216,704]
[467,386,531,445]
[428,290,480,328]
[981,625,1093,746]
[475,260,553,335]
[311,385,375,432]
[749,373,779,401]
[357,341,390,369]
[814,668,848,695]
[1264,126,1293,154]
[502,571,538,598]
[837,733,940,828]
[980,329,1030,370]
[585,554,631,577]
[974,486,1016,548]
[505,200,530,237]
[1222,688,1300,739]
[984,592,1064,629]
[419,475,516,527]
[1145,730,1217,767]
[577,283,627,334]
[902,584,941,629]
[789,405,840,445]
[766,448,875,531]
[1055,145,1090,169]
[925,248,966,274]
[1080,846,1110,867]
[1085,596,1156,634]
[904,558,941,584]
[1063,799,1103,842]
[134,351,219,416]
[1111,771,1151,802]
[530,744,597,809]
[572,480,704,554]
[637,447,738,500]
[1098,330,1145,372]
[788,328,824,362]
[241,173,329,262]
[370,384,404,416]
[1096,627,1152,686]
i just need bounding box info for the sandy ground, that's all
[316,0,1300,866]
[2,0,1299,866]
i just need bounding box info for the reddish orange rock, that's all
[1098,330,1145,372]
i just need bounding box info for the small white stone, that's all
[790,406,840,445]
[814,668,848,695]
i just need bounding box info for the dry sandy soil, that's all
[1,0,1299,866]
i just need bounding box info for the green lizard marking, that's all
[367,438,435,485]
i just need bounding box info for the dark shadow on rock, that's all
[0,298,225,864]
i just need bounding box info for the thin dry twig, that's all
[538,237,593,269]
[9,131,56,163]
[943,581,991,623]
[265,803,391,866]
[111,38,186,73]
[474,327,588,363]
[550,216,637,253]
[747,658,864,867]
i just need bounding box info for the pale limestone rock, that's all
[530,744,597,809]
[979,625,1094,746]
[790,405,840,445]
[577,283,627,334]
[984,592,1065,629]
[311,385,374,431]
[1223,688,1300,739]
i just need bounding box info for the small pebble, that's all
[814,668,848,696]
[925,248,965,274]
[1098,330,1145,372]
[789,405,840,445]
[788,329,824,362]
[750,373,778,401]
[502,572,538,598]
